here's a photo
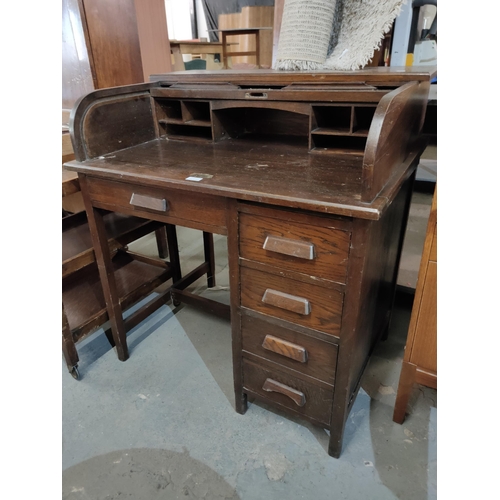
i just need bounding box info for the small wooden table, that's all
[210,27,272,68]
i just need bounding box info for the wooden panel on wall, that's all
[80,0,144,88]
[219,6,274,68]
[134,0,172,80]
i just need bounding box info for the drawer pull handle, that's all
[263,236,315,260]
[245,92,268,99]
[262,335,308,363]
[130,193,168,212]
[262,378,306,407]
[262,289,311,316]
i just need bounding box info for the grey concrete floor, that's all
[62,190,436,500]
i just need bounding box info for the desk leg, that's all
[226,199,247,414]
[203,232,216,288]
[79,175,129,361]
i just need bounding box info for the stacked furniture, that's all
[64,68,434,456]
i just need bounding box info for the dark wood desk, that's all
[65,68,435,457]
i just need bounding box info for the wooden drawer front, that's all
[86,177,227,229]
[243,359,333,426]
[241,313,338,385]
[240,213,350,284]
[240,267,343,336]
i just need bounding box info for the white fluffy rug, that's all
[274,0,406,71]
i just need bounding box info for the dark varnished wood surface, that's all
[241,312,338,385]
[64,69,431,456]
[62,251,169,334]
[240,267,343,336]
[66,137,394,220]
[243,358,333,426]
[239,210,351,284]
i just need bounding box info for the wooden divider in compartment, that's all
[154,98,213,141]
[211,105,310,146]
[310,104,376,155]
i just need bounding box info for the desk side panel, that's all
[328,173,414,456]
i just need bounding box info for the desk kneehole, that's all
[85,177,227,231]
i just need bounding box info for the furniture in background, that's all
[65,67,434,456]
[393,188,437,423]
[63,0,171,115]
[216,28,272,69]
[169,40,228,71]
[62,130,179,379]
[218,6,274,68]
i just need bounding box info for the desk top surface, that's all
[66,136,419,220]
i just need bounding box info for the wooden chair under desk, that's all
[64,68,435,455]
[62,132,218,378]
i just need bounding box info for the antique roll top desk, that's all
[65,68,435,458]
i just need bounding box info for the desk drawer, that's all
[241,313,338,385]
[240,212,350,284]
[243,359,333,426]
[85,177,227,230]
[240,267,343,336]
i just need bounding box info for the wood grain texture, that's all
[62,212,162,278]
[130,192,168,212]
[86,177,227,230]
[133,0,172,80]
[262,289,311,316]
[362,81,430,201]
[149,67,437,85]
[263,235,314,261]
[240,267,343,336]
[243,359,333,425]
[409,260,437,373]
[80,0,144,88]
[241,312,338,385]
[262,335,307,363]
[82,94,155,159]
[63,251,170,337]
[240,212,350,284]
[262,378,306,407]
[219,6,274,67]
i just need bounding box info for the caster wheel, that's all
[173,299,181,307]
[70,366,80,380]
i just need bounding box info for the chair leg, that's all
[393,361,417,424]
[203,232,216,288]
[62,305,80,380]
[155,226,169,259]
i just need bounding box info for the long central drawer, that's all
[85,177,227,231]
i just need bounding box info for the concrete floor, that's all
[62,190,437,500]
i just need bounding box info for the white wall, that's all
[164,0,192,41]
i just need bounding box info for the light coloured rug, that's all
[274,0,405,71]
